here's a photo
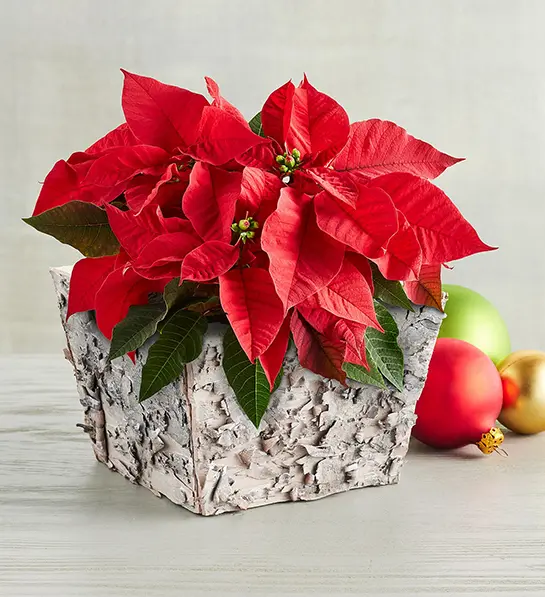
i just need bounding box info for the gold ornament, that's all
[497,350,545,435]
[475,427,505,454]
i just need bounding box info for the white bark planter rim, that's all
[51,265,445,516]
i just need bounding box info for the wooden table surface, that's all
[2,356,545,597]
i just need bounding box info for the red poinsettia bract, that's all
[30,71,493,396]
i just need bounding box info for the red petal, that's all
[124,172,187,218]
[181,241,239,282]
[86,123,139,154]
[205,76,247,124]
[85,145,170,188]
[404,263,443,310]
[67,256,118,319]
[182,162,241,243]
[261,188,345,309]
[133,163,188,215]
[219,267,285,362]
[239,246,258,267]
[333,119,463,179]
[114,250,131,269]
[304,168,359,207]
[344,343,369,368]
[336,318,368,359]
[124,176,157,212]
[66,151,96,166]
[121,70,208,151]
[296,297,338,335]
[237,140,277,170]
[237,167,283,225]
[290,310,346,383]
[33,160,81,215]
[346,253,374,294]
[314,185,398,259]
[133,231,201,279]
[95,266,166,339]
[261,78,349,160]
[32,158,105,215]
[369,173,495,263]
[259,316,291,390]
[315,256,381,329]
[239,167,283,213]
[186,106,263,166]
[35,136,163,216]
[204,76,220,98]
[297,76,350,160]
[106,204,164,259]
[155,212,196,235]
[296,300,368,363]
[261,81,295,149]
[373,210,423,280]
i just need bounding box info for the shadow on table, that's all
[408,437,484,460]
[79,461,197,521]
[408,427,540,460]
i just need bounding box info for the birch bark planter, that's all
[51,266,445,516]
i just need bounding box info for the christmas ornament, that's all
[413,338,504,452]
[475,427,506,454]
[497,350,545,435]
[439,284,510,364]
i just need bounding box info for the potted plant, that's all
[25,72,492,515]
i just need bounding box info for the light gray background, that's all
[2,0,544,354]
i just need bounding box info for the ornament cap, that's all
[475,427,505,455]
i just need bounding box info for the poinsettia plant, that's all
[25,71,493,426]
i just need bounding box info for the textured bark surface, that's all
[51,266,445,516]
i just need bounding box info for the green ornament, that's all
[439,284,511,365]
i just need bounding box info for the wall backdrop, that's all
[2,0,544,353]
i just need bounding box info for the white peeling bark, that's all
[51,266,445,516]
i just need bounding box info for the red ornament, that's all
[413,338,503,450]
[501,375,520,409]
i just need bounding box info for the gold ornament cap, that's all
[475,427,505,454]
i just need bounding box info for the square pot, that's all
[51,266,444,515]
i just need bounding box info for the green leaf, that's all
[23,201,119,257]
[112,278,199,362]
[109,302,167,361]
[139,311,208,401]
[343,351,386,388]
[248,112,265,137]
[364,301,404,391]
[371,263,414,311]
[186,296,220,314]
[222,326,278,427]
[163,278,197,309]
[272,366,283,393]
